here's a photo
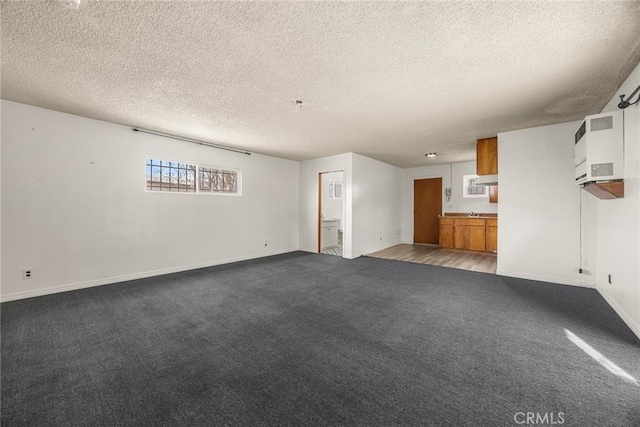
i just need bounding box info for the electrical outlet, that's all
[23,270,32,279]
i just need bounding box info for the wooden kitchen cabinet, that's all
[452,218,486,251]
[486,219,498,253]
[439,218,454,248]
[469,225,486,251]
[477,137,498,175]
[489,185,498,203]
[453,224,468,249]
[440,216,496,253]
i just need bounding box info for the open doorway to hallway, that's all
[318,171,345,256]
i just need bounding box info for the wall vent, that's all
[591,163,614,177]
[590,115,613,131]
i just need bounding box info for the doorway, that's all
[318,171,345,256]
[414,178,442,244]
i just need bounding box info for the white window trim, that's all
[145,156,197,194]
[462,174,488,198]
[329,180,343,200]
[198,163,242,197]
[145,156,242,196]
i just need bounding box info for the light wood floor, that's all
[367,244,497,274]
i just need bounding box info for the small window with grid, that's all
[146,158,196,192]
[463,174,487,198]
[329,181,343,199]
[199,166,241,195]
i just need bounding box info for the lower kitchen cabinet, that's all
[486,219,498,253]
[439,218,453,248]
[439,216,497,253]
[469,225,486,251]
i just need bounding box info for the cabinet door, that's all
[489,185,498,203]
[469,226,486,251]
[477,137,498,175]
[439,223,453,248]
[321,227,338,248]
[486,224,498,253]
[454,225,469,249]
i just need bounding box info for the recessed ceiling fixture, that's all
[426,152,437,158]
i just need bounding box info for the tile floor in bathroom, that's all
[321,245,343,256]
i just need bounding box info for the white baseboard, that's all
[0,248,298,303]
[496,269,595,288]
[597,287,640,341]
[300,246,359,260]
[299,247,318,254]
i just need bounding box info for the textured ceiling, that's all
[2,1,639,167]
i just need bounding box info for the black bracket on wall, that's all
[618,84,640,109]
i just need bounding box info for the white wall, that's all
[400,160,497,244]
[350,153,402,257]
[299,152,402,258]
[0,101,3,292]
[450,161,498,214]
[321,171,344,223]
[1,100,300,301]
[299,153,352,255]
[591,63,640,338]
[497,120,592,287]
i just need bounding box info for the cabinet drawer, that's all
[486,219,498,227]
[439,218,453,225]
[454,218,485,226]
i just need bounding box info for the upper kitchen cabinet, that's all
[476,137,498,175]
[489,185,498,203]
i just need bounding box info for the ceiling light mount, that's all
[425,152,437,158]
[58,0,81,9]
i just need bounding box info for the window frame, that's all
[329,180,343,200]
[462,174,488,198]
[145,156,242,196]
[197,163,242,197]
[145,157,198,194]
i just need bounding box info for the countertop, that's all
[439,213,498,220]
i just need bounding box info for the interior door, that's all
[414,178,442,244]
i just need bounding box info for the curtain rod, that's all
[132,128,251,156]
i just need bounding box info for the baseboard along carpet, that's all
[2,252,639,426]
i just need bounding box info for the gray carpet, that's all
[2,252,639,426]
